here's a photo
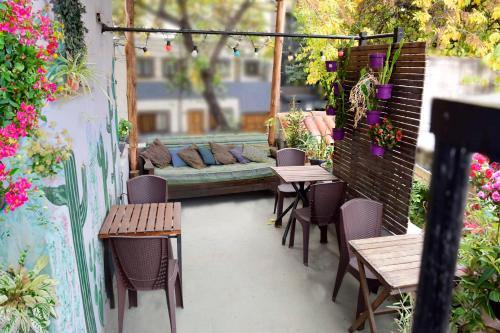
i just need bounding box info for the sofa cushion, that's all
[178,145,206,169]
[169,147,188,168]
[140,139,171,168]
[229,147,250,164]
[210,142,236,165]
[197,145,217,165]
[242,144,268,163]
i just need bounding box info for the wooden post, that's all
[125,0,138,177]
[267,0,286,146]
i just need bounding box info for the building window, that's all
[136,58,154,78]
[216,59,231,79]
[244,60,260,77]
[162,59,177,79]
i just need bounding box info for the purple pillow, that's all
[229,147,250,164]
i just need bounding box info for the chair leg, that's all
[128,290,138,308]
[276,192,284,223]
[332,257,348,302]
[289,217,296,248]
[166,285,177,333]
[302,223,310,266]
[175,271,184,308]
[117,278,126,333]
[273,192,278,214]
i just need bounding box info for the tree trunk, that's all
[200,68,229,131]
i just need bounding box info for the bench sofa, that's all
[138,133,279,200]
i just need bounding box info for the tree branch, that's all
[136,0,181,26]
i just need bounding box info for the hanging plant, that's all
[349,67,379,128]
[50,0,87,59]
[367,118,403,156]
[47,52,96,96]
[376,41,405,100]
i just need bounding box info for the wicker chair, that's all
[288,181,346,266]
[274,148,306,223]
[111,236,183,333]
[331,198,383,320]
[127,175,168,204]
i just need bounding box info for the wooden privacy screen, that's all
[332,42,426,234]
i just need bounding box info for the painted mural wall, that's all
[0,1,125,332]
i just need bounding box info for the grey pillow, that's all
[209,142,236,165]
[177,145,206,169]
[242,144,268,163]
[140,139,171,168]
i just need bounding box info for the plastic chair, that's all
[274,148,306,220]
[289,181,347,266]
[127,175,168,204]
[111,236,183,333]
[331,198,383,320]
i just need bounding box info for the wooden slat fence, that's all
[332,42,426,234]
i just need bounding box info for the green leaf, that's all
[476,266,495,287]
[14,62,24,72]
[489,290,500,302]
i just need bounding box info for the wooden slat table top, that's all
[99,203,181,239]
[349,234,423,292]
[271,165,337,183]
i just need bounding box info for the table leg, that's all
[177,235,182,280]
[275,199,296,228]
[103,239,115,309]
[281,192,301,245]
[349,289,390,332]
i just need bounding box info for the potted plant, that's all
[367,118,402,156]
[118,119,133,153]
[369,53,386,70]
[303,136,334,165]
[48,52,96,96]
[0,251,58,332]
[376,41,404,100]
[320,76,336,116]
[349,67,380,127]
[283,98,308,148]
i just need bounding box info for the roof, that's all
[277,111,335,144]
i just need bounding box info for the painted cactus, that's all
[97,133,110,212]
[43,152,97,333]
[88,240,104,325]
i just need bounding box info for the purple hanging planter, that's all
[325,105,336,116]
[376,84,393,100]
[325,60,337,72]
[366,110,381,125]
[333,83,346,96]
[370,144,385,157]
[332,128,345,141]
[369,53,386,70]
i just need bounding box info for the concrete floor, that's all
[105,192,395,333]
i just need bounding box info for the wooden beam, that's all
[267,0,286,146]
[125,0,138,177]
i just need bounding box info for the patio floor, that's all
[105,192,395,333]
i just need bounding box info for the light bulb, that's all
[254,47,259,58]
[288,51,294,62]
[233,47,241,57]
[191,46,198,58]
[320,51,326,62]
[165,40,172,52]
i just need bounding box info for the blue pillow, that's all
[169,147,188,167]
[229,147,250,164]
[198,146,217,165]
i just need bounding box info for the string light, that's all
[320,51,326,61]
[164,40,172,52]
[233,47,241,57]
[287,51,294,62]
[191,45,199,58]
[253,47,259,58]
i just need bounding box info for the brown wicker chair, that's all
[111,236,183,333]
[127,175,168,204]
[288,181,346,266]
[331,198,383,321]
[274,148,306,224]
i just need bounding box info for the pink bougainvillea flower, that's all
[4,177,31,212]
[472,153,488,165]
[485,168,494,179]
[492,191,500,203]
[477,191,486,199]
[471,163,482,172]
[482,184,493,191]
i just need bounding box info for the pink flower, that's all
[477,191,486,199]
[471,163,482,172]
[492,191,500,203]
[482,184,493,191]
[472,153,488,165]
[485,168,494,179]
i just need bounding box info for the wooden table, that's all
[348,234,423,333]
[98,203,182,308]
[271,166,337,245]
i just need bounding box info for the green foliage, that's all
[409,180,429,228]
[0,32,48,129]
[118,119,133,141]
[388,293,415,333]
[349,67,378,128]
[51,0,87,60]
[0,252,57,333]
[285,60,309,86]
[302,136,334,161]
[283,98,308,149]
[47,53,95,96]
[378,41,405,85]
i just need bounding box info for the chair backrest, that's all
[339,198,383,259]
[127,175,168,204]
[309,181,347,226]
[276,148,306,167]
[110,236,170,290]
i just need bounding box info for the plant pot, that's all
[325,105,336,116]
[332,128,345,141]
[376,84,393,100]
[309,159,326,166]
[119,142,126,154]
[366,110,382,125]
[325,60,337,72]
[369,53,386,70]
[333,83,346,96]
[491,300,500,320]
[370,144,385,156]
[67,78,80,92]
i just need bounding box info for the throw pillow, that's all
[229,147,250,164]
[139,139,171,168]
[169,147,188,168]
[242,144,268,163]
[210,142,236,165]
[197,145,217,165]
[178,145,206,169]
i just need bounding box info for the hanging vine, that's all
[51,0,88,59]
